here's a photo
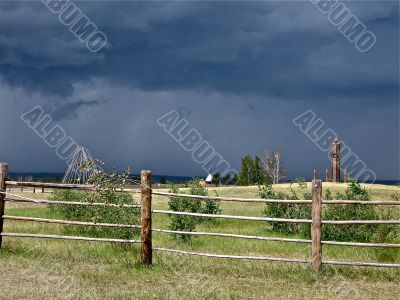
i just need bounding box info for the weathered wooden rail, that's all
[0,163,399,274]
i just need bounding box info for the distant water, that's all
[9,172,65,181]
[8,172,400,185]
[369,180,399,185]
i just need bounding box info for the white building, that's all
[205,174,213,185]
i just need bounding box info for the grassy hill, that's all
[1,183,399,299]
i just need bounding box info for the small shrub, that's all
[371,206,400,262]
[290,177,307,189]
[297,191,312,237]
[324,188,333,200]
[322,178,377,242]
[336,178,369,200]
[168,179,221,241]
[51,160,139,240]
[261,183,311,235]
[202,190,222,216]
[262,178,399,245]
[261,183,292,233]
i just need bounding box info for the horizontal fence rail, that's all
[152,191,400,205]
[4,196,140,209]
[322,260,400,268]
[152,248,400,268]
[1,233,141,244]
[3,215,142,229]
[4,215,311,244]
[153,247,311,263]
[152,209,312,223]
[0,164,399,275]
[5,181,95,190]
[322,200,400,205]
[152,191,312,204]
[323,220,400,225]
[6,215,399,249]
[322,240,400,248]
[153,228,312,244]
[4,181,140,193]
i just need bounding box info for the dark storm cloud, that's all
[0,1,397,101]
[0,1,398,179]
[50,98,103,121]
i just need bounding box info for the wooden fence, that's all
[0,164,399,273]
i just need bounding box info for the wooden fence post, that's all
[311,179,322,274]
[140,170,152,265]
[0,163,9,248]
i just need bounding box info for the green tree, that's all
[238,155,267,186]
[238,155,254,185]
[159,176,167,184]
[252,156,266,185]
[212,173,221,186]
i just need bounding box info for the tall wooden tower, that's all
[331,138,341,183]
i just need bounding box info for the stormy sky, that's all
[0,1,398,180]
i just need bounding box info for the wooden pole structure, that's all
[311,179,322,274]
[140,170,152,265]
[0,163,8,248]
[331,139,341,182]
[344,168,348,183]
[325,168,329,182]
[42,187,44,193]
[313,169,317,180]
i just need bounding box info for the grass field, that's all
[1,183,399,299]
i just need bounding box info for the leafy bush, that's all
[324,188,333,200]
[261,182,311,235]
[322,204,377,243]
[295,190,312,237]
[371,207,400,262]
[262,178,399,245]
[261,183,291,233]
[291,177,307,189]
[335,178,369,200]
[51,161,139,240]
[371,190,400,252]
[168,179,221,241]
[322,179,378,242]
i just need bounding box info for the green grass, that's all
[1,183,400,299]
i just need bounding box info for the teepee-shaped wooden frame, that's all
[62,146,96,184]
